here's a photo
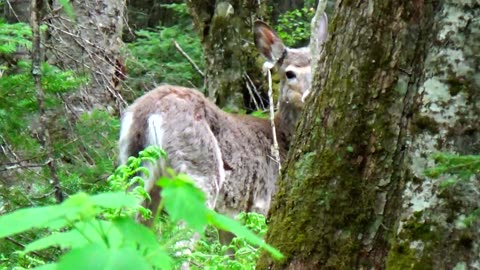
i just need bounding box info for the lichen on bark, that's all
[390,1,480,269]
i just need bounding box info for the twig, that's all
[243,72,266,110]
[31,0,64,203]
[172,39,205,78]
[0,162,48,172]
[5,0,20,22]
[266,69,281,173]
[245,78,261,111]
[0,134,21,162]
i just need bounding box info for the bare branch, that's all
[243,72,266,110]
[172,39,205,78]
[0,162,47,172]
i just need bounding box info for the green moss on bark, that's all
[258,1,438,269]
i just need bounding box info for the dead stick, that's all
[172,39,205,78]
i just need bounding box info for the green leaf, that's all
[57,244,151,270]
[0,191,135,242]
[113,217,159,249]
[58,0,75,19]
[25,231,86,253]
[145,248,173,270]
[26,220,122,252]
[89,192,139,209]
[112,217,173,269]
[207,211,283,260]
[158,175,208,233]
[32,263,58,270]
[0,205,73,238]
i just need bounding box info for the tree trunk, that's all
[46,0,126,113]
[259,1,480,269]
[187,0,268,111]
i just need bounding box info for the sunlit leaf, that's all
[32,263,57,270]
[113,217,159,249]
[58,0,75,19]
[26,220,122,252]
[90,192,139,209]
[158,175,208,233]
[0,205,72,238]
[57,244,151,270]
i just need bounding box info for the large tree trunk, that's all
[187,0,268,111]
[259,1,480,269]
[46,0,126,113]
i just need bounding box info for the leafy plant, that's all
[0,146,282,269]
[125,3,204,93]
[426,152,480,227]
[425,153,480,189]
[0,19,31,54]
[276,7,315,47]
[0,20,117,267]
[190,212,268,269]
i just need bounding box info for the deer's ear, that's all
[312,12,328,49]
[254,21,286,63]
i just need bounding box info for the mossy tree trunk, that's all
[259,1,480,269]
[187,0,268,111]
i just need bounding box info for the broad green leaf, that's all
[0,205,72,238]
[145,248,173,270]
[32,263,57,270]
[207,211,283,260]
[113,217,159,249]
[112,217,173,269]
[26,220,122,252]
[0,192,110,237]
[158,175,208,232]
[90,192,139,209]
[57,244,151,270]
[26,230,86,252]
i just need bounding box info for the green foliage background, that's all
[125,3,204,94]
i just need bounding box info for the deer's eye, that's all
[285,70,296,80]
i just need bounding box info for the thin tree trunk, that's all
[260,1,480,269]
[31,0,63,203]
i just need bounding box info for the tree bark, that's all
[187,0,268,111]
[259,1,480,269]
[45,0,126,113]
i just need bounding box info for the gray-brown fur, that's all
[118,14,328,224]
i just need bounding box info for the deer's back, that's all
[122,85,278,215]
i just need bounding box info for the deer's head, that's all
[254,13,328,111]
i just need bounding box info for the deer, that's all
[118,13,328,228]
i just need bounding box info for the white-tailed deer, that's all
[119,13,328,225]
